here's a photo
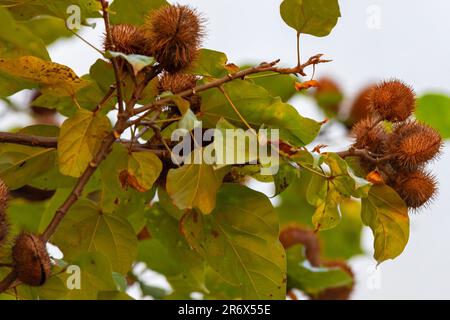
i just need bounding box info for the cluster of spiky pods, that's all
[0,4,206,291]
[351,80,442,209]
[279,225,355,300]
[0,179,51,287]
[104,4,202,97]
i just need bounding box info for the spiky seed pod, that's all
[347,84,376,127]
[368,80,416,122]
[279,225,321,267]
[313,260,355,300]
[313,77,343,116]
[104,24,147,55]
[143,5,204,73]
[388,121,442,170]
[0,179,8,246]
[351,116,388,154]
[12,233,51,286]
[159,72,202,111]
[159,72,197,94]
[391,170,437,209]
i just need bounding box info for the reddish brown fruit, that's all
[0,179,8,246]
[104,24,147,55]
[159,72,197,94]
[351,116,387,154]
[313,260,355,300]
[368,80,415,122]
[159,72,201,111]
[12,233,51,286]
[143,5,204,73]
[391,170,437,209]
[279,225,321,267]
[347,84,376,126]
[388,121,442,170]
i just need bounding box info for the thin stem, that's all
[296,32,301,67]
[152,116,183,124]
[94,85,116,113]
[99,0,125,115]
[218,86,256,134]
[299,163,329,178]
[133,54,330,116]
[69,29,104,56]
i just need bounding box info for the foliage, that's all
[0,0,444,301]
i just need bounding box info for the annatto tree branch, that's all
[0,132,57,148]
[0,3,332,294]
[131,54,329,117]
[0,132,169,156]
[337,147,394,164]
[0,0,163,294]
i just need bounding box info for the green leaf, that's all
[166,149,222,214]
[312,184,342,231]
[25,16,72,45]
[189,49,230,78]
[0,7,49,60]
[2,0,101,22]
[249,72,297,102]
[0,56,89,96]
[108,51,156,75]
[324,153,348,176]
[200,80,320,146]
[181,184,287,300]
[53,199,138,274]
[286,245,352,294]
[138,205,207,294]
[0,144,55,190]
[416,94,450,139]
[361,185,410,264]
[280,0,341,37]
[274,161,300,196]
[211,118,259,165]
[58,109,112,177]
[110,0,168,25]
[321,199,364,260]
[332,175,355,197]
[119,151,162,192]
[7,199,46,234]
[306,174,327,206]
[61,253,118,300]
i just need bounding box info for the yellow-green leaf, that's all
[53,200,138,274]
[119,152,162,192]
[361,185,410,264]
[60,253,117,300]
[0,56,89,96]
[0,7,49,59]
[200,80,320,146]
[58,109,111,177]
[166,150,222,214]
[110,0,168,25]
[280,0,341,37]
[182,184,287,300]
[0,144,55,190]
[312,184,342,231]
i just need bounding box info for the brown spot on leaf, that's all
[119,170,147,192]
